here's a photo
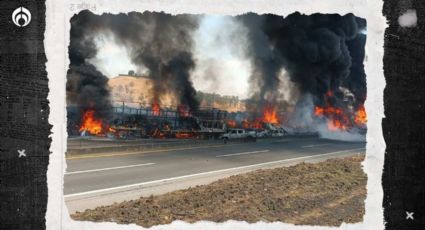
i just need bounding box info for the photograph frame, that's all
[44,0,387,229]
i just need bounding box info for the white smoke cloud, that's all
[88,33,138,78]
[315,123,366,142]
[191,15,252,99]
[277,68,300,105]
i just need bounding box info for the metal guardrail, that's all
[66,138,227,155]
[66,133,320,155]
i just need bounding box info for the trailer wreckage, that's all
[68,104,230,139]
[67,103,292,140]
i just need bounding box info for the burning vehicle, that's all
[313,91,367,132]
[68,104,228,140]
[223,105,291,138]
[66,12,367,142]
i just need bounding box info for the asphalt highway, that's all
[64,137,365,196]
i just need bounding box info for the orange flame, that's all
[79,110,103,135]
[327,118,348,131]
[262,105,279,124]
[314,105,350,131]
[175,132,196,139]
[226,120,237,128]
[152,102,160,116]
[241,120,250,129]
[313,90,368,131]
[354,105,367,126]
[227,105,279,130]
[251,120,263,129]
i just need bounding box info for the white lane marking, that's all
[64,148,364,198]
[302,144,330,148]
[65,163,156,175]
[216,150,270,158]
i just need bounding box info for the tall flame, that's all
[152,102,160,116]
[79,110,103,135]
[262,105,279,124]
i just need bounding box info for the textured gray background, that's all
[382,0,424,229]
[0,1,51,230]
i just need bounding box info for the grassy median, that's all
[71,154,366,227]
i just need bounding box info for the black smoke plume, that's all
[106,12,200,110]
[238,13,282,108]
[67,11,200,116]
[345,18,367,106]
[239,13,366,110]
[101,11,199,111]
[67,11,112,123]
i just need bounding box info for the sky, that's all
[88,15,252,99]
[88,34,137,78]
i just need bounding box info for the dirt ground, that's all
[71,155,367,227]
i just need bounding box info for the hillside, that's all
[108,75,246,111]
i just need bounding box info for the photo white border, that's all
[45,0,386,229]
